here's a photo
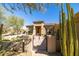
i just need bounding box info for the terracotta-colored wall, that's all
[47,35,56,53]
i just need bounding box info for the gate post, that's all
[47,35,56,53]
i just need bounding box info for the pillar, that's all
[47,35,56,53]
[33,25,36,35]
[41,24,46,35]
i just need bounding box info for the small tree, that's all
[7,15,24,35]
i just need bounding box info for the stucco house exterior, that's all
[26,21,59,53]
[26,21,58,36]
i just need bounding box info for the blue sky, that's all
[1,3,79,26]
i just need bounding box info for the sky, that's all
[1,3,79,26]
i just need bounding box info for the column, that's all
[41,24,46,35]
[47,35,56,53]
[33,25,36,35]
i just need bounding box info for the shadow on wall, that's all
[35,36,47,54]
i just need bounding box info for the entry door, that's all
[36,26,41,35]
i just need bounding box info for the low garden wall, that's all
[0,41,23,52]
[0,35,33,56]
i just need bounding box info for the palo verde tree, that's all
[7,15,24,35]
[2,3,46,14]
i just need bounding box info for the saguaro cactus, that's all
[62,11,67,56]
[59,10,63,54]
[71,8,78,56]
[59,3,78,56]
[59,4,68,56]
[66,4,74,56]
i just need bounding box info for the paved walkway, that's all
[16,51,48,56]
[17,52,32,56]
[32,50,48,56]
[33,53,48,56]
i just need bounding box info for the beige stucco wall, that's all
[47,35,56,53]
[25,35,33,52]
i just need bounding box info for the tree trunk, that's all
[0,24,3,41]
[22,41,25,52]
